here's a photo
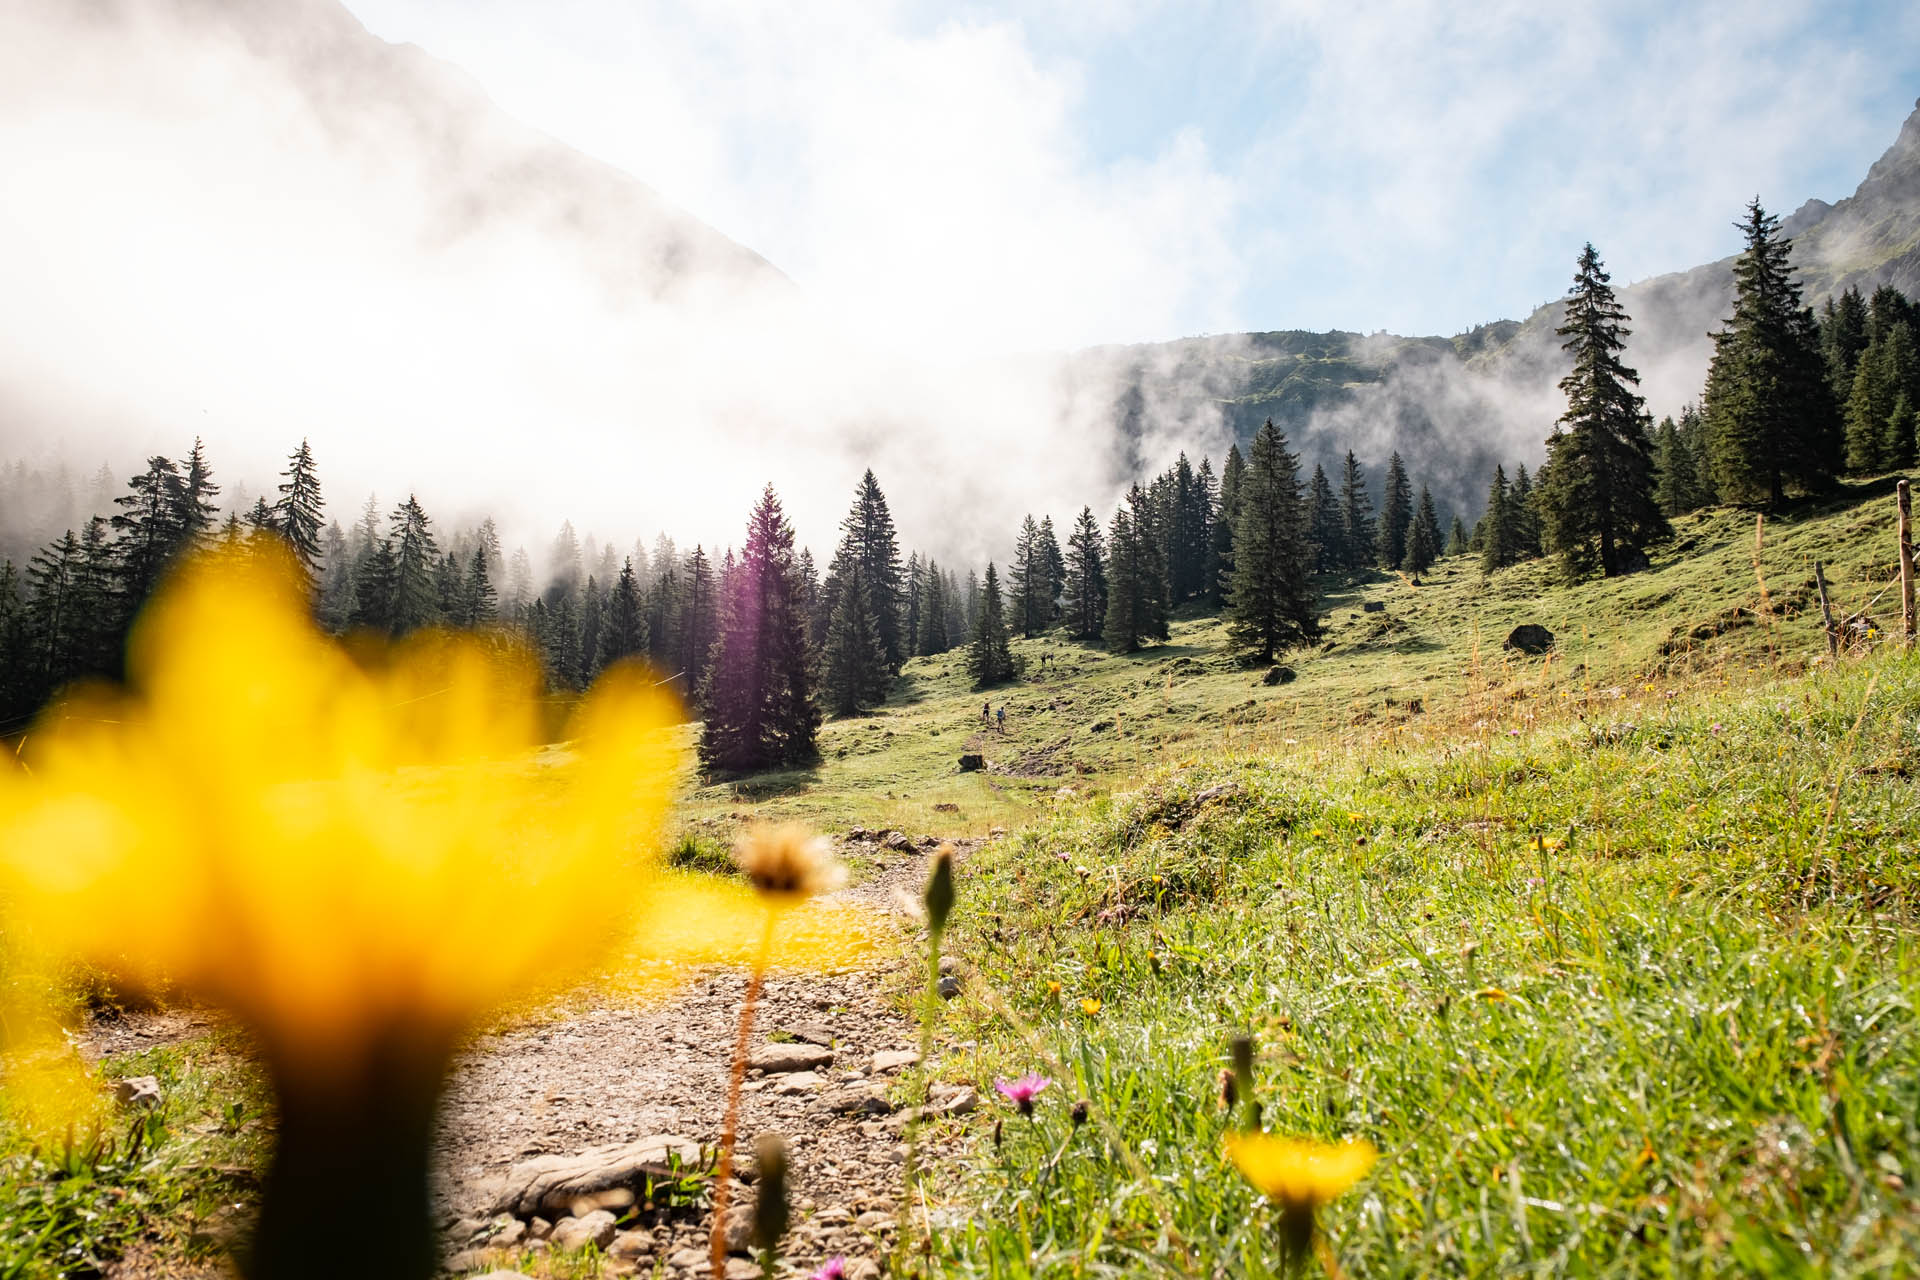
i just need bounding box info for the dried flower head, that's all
[924,843,956,937]
[751,1133,791,1256]
[1071,1099,1090,1127]
[734,823,846,903]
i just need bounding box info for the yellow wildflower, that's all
[1081,997,1102,1015]
[1226,1131,1377,1259]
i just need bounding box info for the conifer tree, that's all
[823,564,890,715]
[1703,201,1840,505]
[645,559,678,669]
[177,438,222,550]
[0,563,27,725]
[351,537,396,631]
[1306,464,1341,573]
[1210,444,1245,603]
[943,567,967,647]
[435,552,463,621]
[1063,506,1107,640]
[463,545,496,624]
[825,471,907,671]
[1404,486,1441,574]
[1039,515,1067,621]
[903,553,924,658]
[1480,465,1517,573]
[1167,453,1211,601]
[1104,487,1171,653]
[1446,516,1469,557]
[1376,451,1413,568]
[1509,464,1542,559]
[1845,320,1918,471]
[699,488,818,771]
[547,521,583,606]
[1008,516,1049,637]
[26,531,83,692]
[1226,420,1317,662]
[678,545,717,698]
[918,560,951,656]
[1196,456,1220,594]
[73,517,117,676]
[113,455,186,605]
[247,496,277,534]
[1338,451,1373,572]
[603,557,647,667]
[967,562,1017,687]
[1536,243,1668,577]
[318,520,353,630]
[387,496,441,634]
[579,576,605,675]
[547,595,581,689]
[1822,286,1870,399]
[274,439,326,583]
[1654,416,1703,515]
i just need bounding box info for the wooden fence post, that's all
[1814,560,1838,657]
[1901,479,1916,649]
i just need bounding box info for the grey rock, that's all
[819,1085,893,1115]
[881,829,915,852]
[937,955,960,975]
[1261,665,1296,686]
[549,1209,618,1252]
[936,975,962,999]
[750,1043,834,1074]
[667,1246,708,1269]
[957,753,986,771]
[774,1070,827,1094]
[486,1217,527,1247]
[608,1229,653,1258]
[722,1202,754,1253]
[113,1075,162,1109]
[847,1261,883,1280]
[488,1134,702,1218]
[1362,600,1386,613]
[871,1049,920,1073]
[786,1022,836,1047]
[1504,623,1555,655]
[528,1217,552,1240]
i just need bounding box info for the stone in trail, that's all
[870,1049,919,1073]
[750,1043,834,1074]
[548,1209,618,1251]
[487,1134,701,1218]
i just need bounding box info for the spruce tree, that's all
[1167,453,1211,601]
[1536,243,1668,577]
[1007,515,1047,637]
[1822,286,1870,399]
[1210,444,1245,604]
[1403,486,1442,574]
[177,438,222,550]
[1654,417,1703,515]
[1509,464,1542,559]
[699,487,818,772]
[1063,506,1107,640]
[1338,451,1373,572]
[917,560,951,656]
[1226,420,1317,662]
[678,545,717,698]
[387,495,441,634]
[903,553,924,657]
[967,561,1017,687]
[1103,488,1170,653]
[1480,465,1517,573]
[822,564,890,715]
[112,455,186,605]
[825,471,907,671]
[1376,452,1413,568]
[646,560,679,668]
[603,557,646,666]
[579,576,605,676]
[0,563,28,726]
[318,520,354,630]
[1039,515,1066,622]
[1703,201,1840,505]
[547,595,582,689]
[463,545,497,624]
[1196,456,1220,596]
[274,439,326,584]
[351,538,397,631]
[1446,516,1470,557]
[26,531,83,692]
[1306,464,1341,573]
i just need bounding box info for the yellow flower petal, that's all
[1225,1132,1377,1212]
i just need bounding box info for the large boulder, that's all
[957,753,986,772]
[1503,624,1555,655]
[488,1135,702,1219]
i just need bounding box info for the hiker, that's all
[996,704,1007,732]
[982,699,990,722]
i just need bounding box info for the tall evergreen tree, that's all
[1166,453,1211,601]
[1007,515,1049,637]
[678,546,717,699]
[1376,451,1413,568]
[1822,286,1870,401]
[825,471,907,671]
[1536,243,1668,577]
[1653,416,1704,515]
[318,520,354,630]
[967,562,1017,687]
[387,496,441,634]
[578,575,605,675]
[1104,487,1171,653]
[177,437,222,549]
[903,553,925,658]
[1210,444,1245,603]
[274,439,326,583]
[917,560,951,656]
[1337,451,1374,572]
[1306,464,1341,573]
[26,531,84,693]
[1845,319,1918,471]
[0,563,28,725]
[1480,465,1518,573]
[1446,516,1470,557]
[113,455,186,605]
[1039,515,1067,621]
[1226,420,1317,661]
[463,544,497,625]
[1703,201,1840,504]
[604,557,647,667]
[822,563,890,715]
[1062,506,1107,640]
[350,537,397,631]
[1509,464,1543,559]
[1403,486,1442,574]
[699,488,818,771]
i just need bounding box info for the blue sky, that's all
[342,1,1917,350]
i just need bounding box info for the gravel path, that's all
[431,838,975,1277]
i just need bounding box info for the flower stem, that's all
[712,912,779,1275]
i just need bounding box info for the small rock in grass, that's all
[608,1229,653,1259]
[936,975,962,999]
[113,1076,162,1109]
[548,1209,617,1251]
[722,1202,754,1253]
[871,1049,919,1073]
[750,1043,834,1074]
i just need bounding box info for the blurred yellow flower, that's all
[0,544,695,1075]
[1226,1132,1376,1212]
[1528,837,1565,852]
[1081,997,1102,1015]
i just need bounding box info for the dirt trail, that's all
[431,839,971,1277]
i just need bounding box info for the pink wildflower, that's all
[810,1260,847,1280]
[995,1072,1052,1116]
